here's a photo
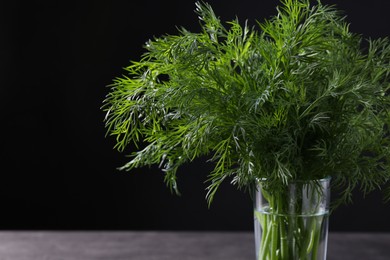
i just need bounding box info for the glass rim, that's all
[255,176,331,184]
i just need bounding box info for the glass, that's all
[254,177,331,260]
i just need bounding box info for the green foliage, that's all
[103,0,390,207]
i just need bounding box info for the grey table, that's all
[0,231,388,260]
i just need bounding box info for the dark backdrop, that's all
[1,0,389,232]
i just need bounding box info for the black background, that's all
[1,0,389,232]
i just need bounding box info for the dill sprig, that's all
[103,0,390,207]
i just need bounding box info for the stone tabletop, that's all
[0,231,388,259]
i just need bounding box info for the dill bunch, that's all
[103,0,390,207]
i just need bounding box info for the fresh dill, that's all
[103,0,390,207]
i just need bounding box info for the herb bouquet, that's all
[103,0,390,259]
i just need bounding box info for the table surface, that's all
[0,231,388,260]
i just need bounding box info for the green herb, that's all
[102,0,390,208]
